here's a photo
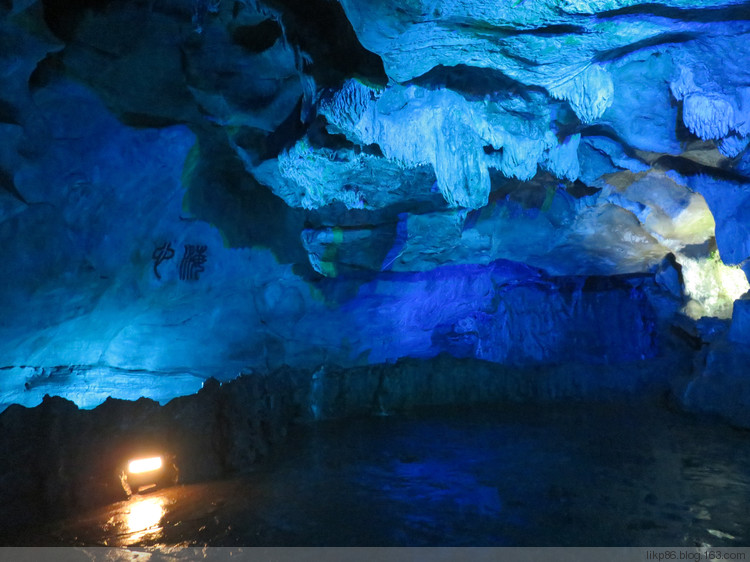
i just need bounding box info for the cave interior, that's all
[1,0,750,548]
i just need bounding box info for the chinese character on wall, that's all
[179,244,208,281]
[152,242,175,280]
[152,242,208,281]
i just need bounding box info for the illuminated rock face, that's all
[0,0,750,424]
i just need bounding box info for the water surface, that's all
[16,401,750,547]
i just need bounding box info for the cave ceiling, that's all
[1,0,750,407]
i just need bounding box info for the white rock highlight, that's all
[548,65,614,123]
[682,93,735,140]
[259,80,581,210]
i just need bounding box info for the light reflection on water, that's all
[27,402,750,547]
[124,496,165,544]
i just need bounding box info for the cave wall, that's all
[1,0,750,426]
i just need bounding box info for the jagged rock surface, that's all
[0,0,749,423]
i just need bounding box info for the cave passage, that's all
[7,401,750,548]
[3,0,750,551]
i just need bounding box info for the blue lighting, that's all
[0,0,748,429]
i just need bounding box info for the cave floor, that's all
[13,401,750,547]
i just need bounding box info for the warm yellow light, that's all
[128,456,163,474]
[680,252,750,319]
[126,497,165,542]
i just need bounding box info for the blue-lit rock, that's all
[337,0,750,124]
[670,36,750,146]
[729,298,750,345]
[339,262,659,365]
[578,136,649,184]
[317,79,562,208]
[378,193,668,276]
[602,52,682,155]
[677,335,750,429]
[1,0,750,429]
[0,77,317,408]
[254,137,436,210]
[684,174,750,265]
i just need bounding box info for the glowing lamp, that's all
[128,456,163,474]
[123,454,178,495]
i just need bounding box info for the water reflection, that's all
[19,403,750,547]
[124,496,165,544]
